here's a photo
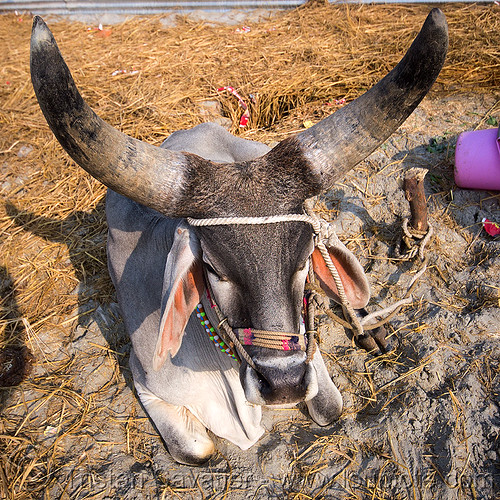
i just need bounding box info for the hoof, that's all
[166,431,216,466]
[356,325,393,355]
[169,443,215,466]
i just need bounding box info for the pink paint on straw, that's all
[218,86,250,127]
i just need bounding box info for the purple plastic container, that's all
[454,127,500,191]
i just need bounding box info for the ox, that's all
[30,11,448,465]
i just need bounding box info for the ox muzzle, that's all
[240,347,319,406]
[198,290,319,407]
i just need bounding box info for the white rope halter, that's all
[188,201,425,358]
[188,209,363,330]
[187,214,321,232]
[186,208,365,366]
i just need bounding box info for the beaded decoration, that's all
[196,302,236,360]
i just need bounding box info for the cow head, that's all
[30,11,448,411]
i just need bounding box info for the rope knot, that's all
[315,218,338,247]
[303,199,337,247]
[401,218,434,261]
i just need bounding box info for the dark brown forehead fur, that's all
[179,137,324,218]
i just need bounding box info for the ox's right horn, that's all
[30,16,200,217]
[295,8,448,192]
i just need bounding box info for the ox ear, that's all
[311,235,370,309]
[153,226,204,371]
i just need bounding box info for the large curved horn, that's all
[296,8,448,192]
[30,16,201,216]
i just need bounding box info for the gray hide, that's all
[105,124,344,463]
[30,11,448,465]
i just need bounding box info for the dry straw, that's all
[0,3,498,498]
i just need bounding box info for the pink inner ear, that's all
[311,247,369,309]
[154,261,204,370]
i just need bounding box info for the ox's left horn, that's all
[30,16,199,216]
[296,8,448,192]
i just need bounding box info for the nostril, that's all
[244,356,308,405]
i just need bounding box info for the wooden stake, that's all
[404,168,428,234]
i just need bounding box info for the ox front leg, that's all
[134,381,215,466]
[306,349,343,426]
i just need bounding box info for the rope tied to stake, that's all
[401,218,434,261]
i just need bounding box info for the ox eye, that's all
[297,259,309,272]
[203,261,225,281]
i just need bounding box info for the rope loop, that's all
[401,218,434,261]
[187,214,318,228]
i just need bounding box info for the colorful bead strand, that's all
[196,303,236,360]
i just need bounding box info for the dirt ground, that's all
[0,6,499,500]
